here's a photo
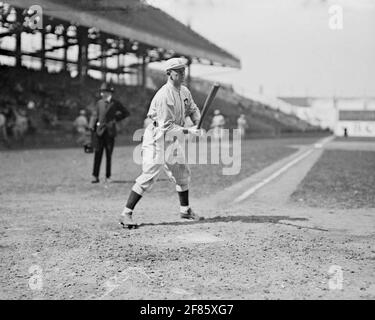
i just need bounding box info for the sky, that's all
[146,0,375,98]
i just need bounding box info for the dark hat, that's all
[100,82,114,92]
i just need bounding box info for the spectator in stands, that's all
[15,82,24,94]
[27,100,35,110]
[0,108,9,147]
[90,83,130,184]
[3,105,15,137]
[237,114,248,138]
[73,109,89,145]
[11,107,28,141]
[210,109,225,140]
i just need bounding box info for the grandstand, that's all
[1,0,240,84]
[0,0,324,148]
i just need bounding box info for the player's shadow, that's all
[111,178,169,184]
[111,180,135,184]
[137,215,310,229]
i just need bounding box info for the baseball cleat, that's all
[180,208,202,221]
[119,212,137,229]
[91,177,100,184]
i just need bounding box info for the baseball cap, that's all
[165,57,186,72]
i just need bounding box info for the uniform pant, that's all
[132,124,190,196]
[92,130,115,178]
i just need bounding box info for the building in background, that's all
[280,97,375,137]
[334,98,375,137]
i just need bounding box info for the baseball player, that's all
[237,114,248,138]
[119,57,202,228]
[211,109,225,140]
[73,109,89,145]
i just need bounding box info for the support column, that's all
[77,28,82,77]
[187,58,192,88]
[122,53,126,86]
[15,8,22,68]
[141,54,146,88]
[77,26,88,81]
[117,40,121,84]
[101,36,106,82]
[62,26,68,72]
[40,25,46,71]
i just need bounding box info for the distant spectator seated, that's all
[0,109,9,147]
[12,108,28,140]
[73,109,89,145]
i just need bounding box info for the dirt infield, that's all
[1,136,374,300]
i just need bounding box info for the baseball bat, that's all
[197,83,220,129]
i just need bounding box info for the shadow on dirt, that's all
[136,215,308,228]
[111,180,136,184]
[111,178,169,184]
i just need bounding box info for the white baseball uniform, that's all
[132,82,200,195]
[237,116,247,137]
[211,114,225,139]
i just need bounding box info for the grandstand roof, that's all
[10,0,241,68]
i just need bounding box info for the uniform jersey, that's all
[74,115,88,133]
[237,117,247,128]
[147,82,200,139]
[211,114,225,128]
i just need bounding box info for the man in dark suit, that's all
[90,83,130,183]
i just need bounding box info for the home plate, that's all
[176,232,221,244]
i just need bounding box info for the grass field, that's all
[291,149,375,209]
[335,137,375,143]
[0,136,322,200]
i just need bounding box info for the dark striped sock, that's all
[178,190,189,207]
[126,190,142,210]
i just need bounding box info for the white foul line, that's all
[233,148,314,203]
[232,135,334,203]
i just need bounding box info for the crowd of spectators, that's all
[0,65,154,147]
